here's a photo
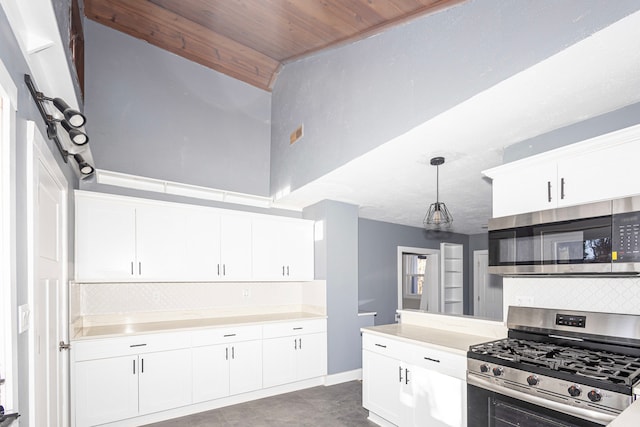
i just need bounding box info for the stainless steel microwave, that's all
[488,196,640,275]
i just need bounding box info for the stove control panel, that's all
[556,314,586,328]
[588,390,603,402]
[568,385,582,397]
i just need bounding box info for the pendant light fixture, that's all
[423,156,453,229]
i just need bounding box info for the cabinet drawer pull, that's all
[374,343,387,348]
[424,357,440,363]
[223,334,236,337]
[547,181,552,203]
[293,327,303,330]
[130,344,147,348]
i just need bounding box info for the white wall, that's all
[503,277,640,319]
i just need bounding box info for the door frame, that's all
[26,120,70,426]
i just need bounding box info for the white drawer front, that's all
[262,318,327,339]
[362,333,412,361]
[191,325,262,347]
[73,332,191,361]
[407,345,466,380]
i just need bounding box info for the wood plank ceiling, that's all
[84,0,463,91]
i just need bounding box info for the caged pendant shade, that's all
[423,156,453,229]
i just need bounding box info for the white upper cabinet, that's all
[75,194,137,281]
[251,216,314,281]
[75,191,313,282]
[485,125,640,218]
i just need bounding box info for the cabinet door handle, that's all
[232,346,235,359]
[226,347,228,360]
[131,262,134,275]
[547,181,552,203]
[424,357,440,363]
[223,264,226,276]
[294,339,297,350]
[399,366,403,383]
[299,338,302,349]
[561,177,566,200]
[282,266,286,276]
[374,343,387,348]
[141,358,144,373]
[133,359,136,375]
[287,266,290,276]
[138,262,142,275]
[217,264,220,276]
[405,368,410,384]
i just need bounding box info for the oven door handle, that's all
[467,373,617,425]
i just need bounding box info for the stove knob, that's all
[492,367,504,377]
[480,364,490,373]
[568,385,581,397]
[588,390,602,402]
[526,375,539,386]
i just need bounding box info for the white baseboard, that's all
[324,368,362,386]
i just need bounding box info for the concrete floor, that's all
[144,381,374,427]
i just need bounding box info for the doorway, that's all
[397,246,439,314]
[27,122,69,426]
[473,250,502,320]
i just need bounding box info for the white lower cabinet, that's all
[192,340,262,403]
[72,319,326,426]
[262,319,327,388]
[362,332,466,427]
[72,333,192,427]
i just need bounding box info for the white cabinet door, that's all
[557,141,640,207]
[75,195,137,281]
[136,205,189,281]
[362,350,405,426]
[410,366,465,427]
[281,219,314,281]
[138,349,192,415]
[229,340,263,395]
[74,356,138,427]
[491,163,557,218]
[296,333,327,380]
[252,217,314,281]
[192,344,230,403]
[219,214,253,280]
[262,336,297,388]
[182,209,221,281]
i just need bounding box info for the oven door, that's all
[467,382,614,427]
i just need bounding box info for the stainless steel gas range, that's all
[467,306,640,426]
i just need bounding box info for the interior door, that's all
[474,250,503,320]
[29,123,68,427]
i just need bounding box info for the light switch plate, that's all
[18,304,30,334]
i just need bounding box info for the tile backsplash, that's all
[503,276,640,320]
[71,280,326,326]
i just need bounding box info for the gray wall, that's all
[84,20,272,196]
[504,101,640,162]
[1,2,80,424]
[358,218,469,326]
[270,0,640,197]
[303,201,360,375]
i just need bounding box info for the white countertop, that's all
[72,311,326,340]
[361,323,501,356]
[608,399,640,426]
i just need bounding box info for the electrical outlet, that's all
[515,296,534,306]
[242,289,251,298]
